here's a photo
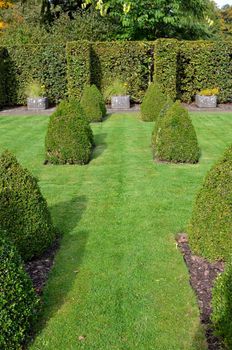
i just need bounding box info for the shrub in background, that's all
[80,85,103,122]
[152,101,200,163]
[141,82,166,122]
[212,262,232,349]
[188,144,232,261]
[91,84,107,117]
[0,150,56,261]
[45,100,93,164]
[0,234,39,349]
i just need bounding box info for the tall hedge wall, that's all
[177,41,232,103]
[66,41,91,100]
[0,47,8,107]
[91,41,154,102]
[67,41,154,102]
[153,39,178,100]
[0,39,232,108]
[5,44,67,105]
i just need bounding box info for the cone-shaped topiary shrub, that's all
[0,150,56,261]
[141,82,167,122]
[212,262,232,348]
[0,234,39,349]
[80,85,103,122]
[152,101,200,163]
[151,96,174,146]
[188,144,232,261]
[90,84,107,118]
[45,100,94,165]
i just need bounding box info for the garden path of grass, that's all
[1,113,232,349]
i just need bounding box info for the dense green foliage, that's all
[0,47,8,108]
[66,41,91,100]
[0,235,39,349]
[80,85,103,122]
[90,84,107,117]
[212,262,232,349]
[177,41,232,103]
[141,82,166,121]
[45,100,93,165]
[154,39,178,100]
[152,101,200,163]
[0,151,55,261]
[67,41,153,102]
[86,0,216,40]
[188,145,232,261]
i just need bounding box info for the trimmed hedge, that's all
[212,262,232,349]
[66,41,91,100]
[0,150,56,261]
[5,44,67,105]
[141,82,167,121]
[91,84,107,117]
[153,39,178,100]
[0,234,39,349]
[80,85,103,122]
[177,41,232,103]
[0,47,8,108]
[188,144,232,261]
[45,100,93,165]
[67,41,154,102]
[152,101,200,163]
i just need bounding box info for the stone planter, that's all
[195,94,217,108]
[111,95,130,110]
[27,97,48,110]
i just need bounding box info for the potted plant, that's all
[104,79,130,110]
[25,80,48,110]
[195,88,219,108]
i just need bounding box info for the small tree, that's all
[152,101,200,163]
[80,85,103,122]
[0,151,56,261]
[188,144,232,261]
[45,99,94,164]
[141,82,167,122]
[0,234,39,349]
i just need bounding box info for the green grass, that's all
[0,112,232,349]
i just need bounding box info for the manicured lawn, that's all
[0,112,232,349]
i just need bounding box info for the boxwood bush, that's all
[80,85,103,122]
[212,262,232,349]
[141,82,166,122]
[91,84,107,117]
[45,100,94,164]
[152,101,200,163]
[0,151,56,261]
[188,144,232,261]
[0,234,39,349]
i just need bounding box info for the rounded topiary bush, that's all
[90,84,107,118]
[212,262,232,348]
[0,234,39,349]
[188,144,232,261]
[152,101,200,163]
[141,82,166,122]
[80,85,103,122]
[45,100,94,165]
[0,150,56,261]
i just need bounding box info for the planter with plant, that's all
[104,79,130,110]
[25,81,48,110]
[195,88,219,108]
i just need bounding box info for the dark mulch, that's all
[25,238,60,295]
[176,233,224,350]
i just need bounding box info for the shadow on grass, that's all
[92,132,107,160]
[30,196,89,344]
[191,324,208,350]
